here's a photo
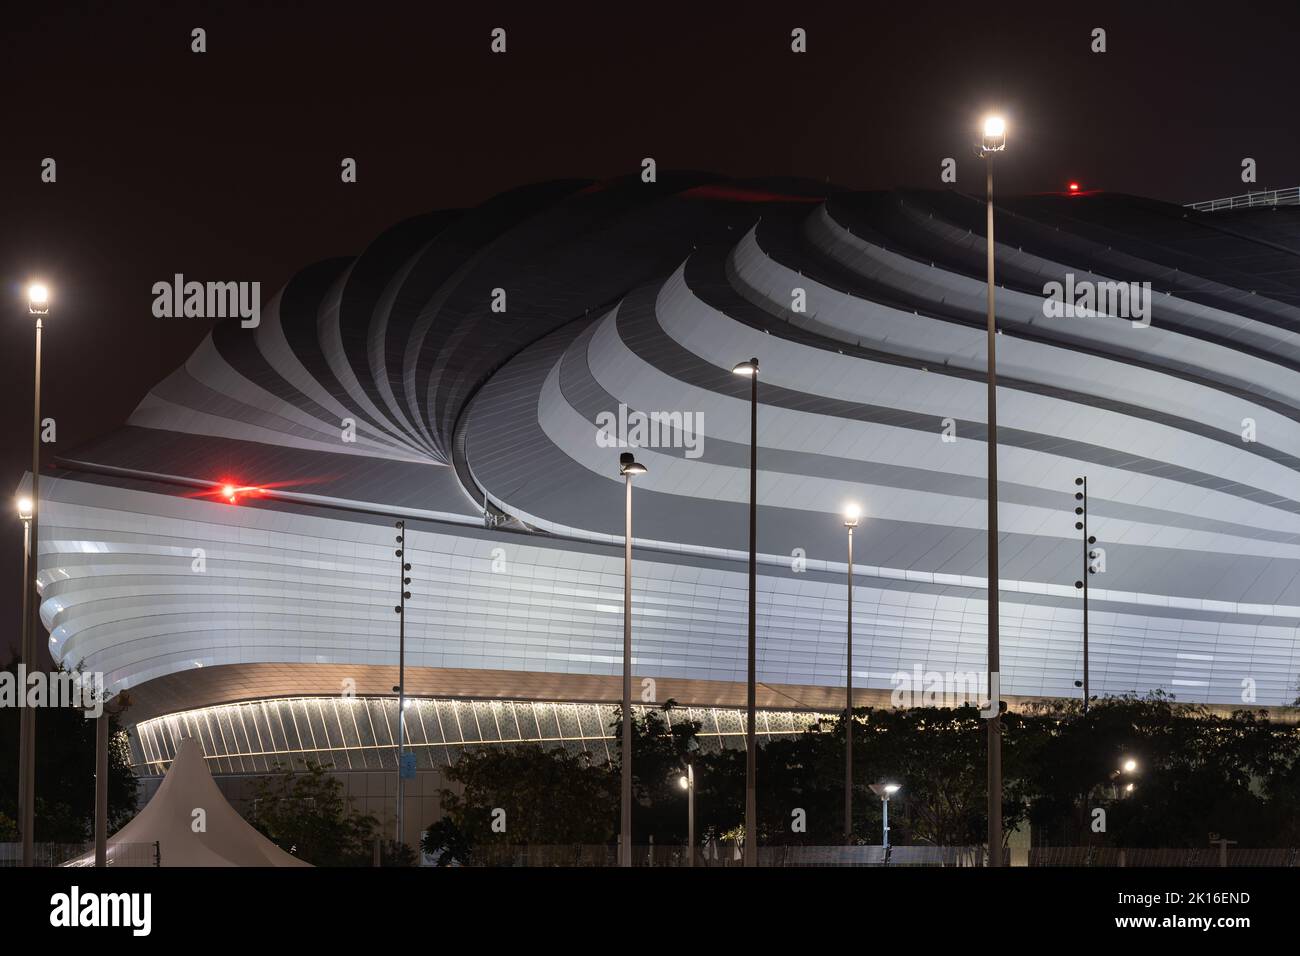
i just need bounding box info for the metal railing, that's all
[1185,186,1300,211]
[433,844,1300,868]
[0,842,160,867]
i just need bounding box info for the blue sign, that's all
[400,751,417,780]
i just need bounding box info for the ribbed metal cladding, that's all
[128,697,824,776]
[34,179,1300,711]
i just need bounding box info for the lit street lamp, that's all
[978,115,1006,866]
[732,357,759,866]
[20,282,48,867]
[618,451,647,867]
[842,503,862,844]
[1114,756,1140,798]
[869,782,901,851]
[678,736,700,866]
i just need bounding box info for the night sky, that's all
[3,0,1299,658]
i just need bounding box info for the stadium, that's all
[30,175,1300,840]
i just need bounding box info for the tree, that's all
[243,760,378,865]
[0,657,138,842]
[431,744,615,856]
[609,699,705,843]
[418,692,1300,859]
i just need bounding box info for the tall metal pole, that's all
[94,708,109,867]
[744,365,758,867]
[21,315,43,868]
[882,796,890,850]
[844,524,854,844]
[1081,477,1090,714]
[395,521,407,848]
[16,516,31,860]
[686,760,695,868]
[621,470,633,867]
[985,154,1003,866]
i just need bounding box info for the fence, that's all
[1184,186,1300,211]
[0,842,161,867]
[439,844,1300,868]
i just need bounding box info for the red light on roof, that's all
[215,481,263,504]
[1068,182,1081,193]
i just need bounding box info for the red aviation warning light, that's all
[1068,181,1081,194]
[216,481,263,504]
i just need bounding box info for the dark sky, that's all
[3,0,1299,657]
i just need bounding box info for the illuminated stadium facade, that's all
[32,176,1300,812]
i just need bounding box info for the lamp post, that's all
[1073,477,1099,713]
[21,282,48,868]
[618,451,647,867]
[978,116,1006,866]
[732,357,759,866]
[94,693,112,867]
[15,496,32,863]
[869,782,901,851]
[393,521,412,849]
[842,503,861,844]
[678,755,696,868]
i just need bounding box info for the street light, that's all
[618,451,647,867]
[15,497,33,866]
[27,283,50,313]
[870,782,901,851]
[732,357,759,866]
[982,116,1006,151]
[1109,756,1141,798]
[20,282,48,868]
[678,764,696,867]
[977,115,1006,866]
[842,503,862,845]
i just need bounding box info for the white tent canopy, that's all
[66,736,309,867]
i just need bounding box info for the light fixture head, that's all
[980,115,1007,153]
[1122,757,1138,773]
[27,282,50,314]
[16,497,33,521]
[870,781,901,798]
[678,774,689,791]
[732,357,759,377]
[619,452,647,477]
[843,503,861,528]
